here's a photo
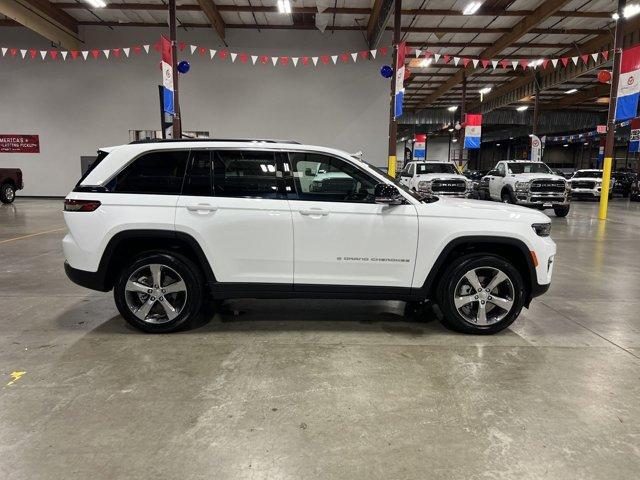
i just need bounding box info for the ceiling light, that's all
[463,1,482,15]
[624,4,640,18]
[277,0,292,14]
[563,144,569,147]
[565,88,578,94]
[447,106,458,112]
[448,128,454,132]
[452,138,458,142]
[516,105,528,111]
[584,142,589,145]
[496,143,501,146]
[85,0,106,7]
[420,58,432,67]
[479,87,492,95]
[612,12,620,20]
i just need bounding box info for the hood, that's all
[416,173,467,181]
[570,177,602,184]
[416,196,551,223]
[510,173,566,182]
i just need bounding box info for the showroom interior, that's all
[1,0,640,478]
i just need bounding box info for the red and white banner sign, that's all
[0,135,39,153]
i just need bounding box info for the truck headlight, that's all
[532,223,551,237]
[515,181,530,191]
[418,181,432,192]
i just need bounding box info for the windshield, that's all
[417,163,457,174]
[507,162,552,174]
[366,163,432,203]
[573,171,602,179]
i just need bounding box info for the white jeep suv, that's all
[398,161,472,197]
[63,139,556,334]
[485,160,571,217]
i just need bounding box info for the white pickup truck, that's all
[484,160,571,217]
[398,161,472,197]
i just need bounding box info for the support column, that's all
[532,73,541,136]
[599,0,625,220]
[169,0,182,138]
[458,72,466,165]
[387,0,401,177]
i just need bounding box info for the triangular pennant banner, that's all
[61,51,68,61]
[260,55,268,64]
[351,52,358,62]
[292,57,299,66]
[551,58,559,68]
[1,47,6,56]
[133,45,142,55]
[82,51,88,60]
[379,47,387,56]
[571,56,579,65]
[602,50,609,61]
[103,49,110,59]
[218,50,228,59]
[70,50,78,60]
[472,59,479,68]
[199,47,206,56]
[239,53,248,63]
[512,60,519,70]
[542,59,549,69]
[414,49,421,58]
[210,49,216,59]
[29,49,37,59]
[370,49,377,59]
[454,57,460,66]
[190,45,197,54]
[500,59,509,69]
[251,55,258,65]
[433,53,441,63]
[581,54,589,64]
[313,56,319,66]
[482,59,489,68]
[112,48,121,58]
[443,55,451,63]
[492,60,498,69]
[321,55,330,65]
[331,55,338,64]
[340,53,349,63]
[143,45,150,54]
[561,57,569,67]
[271,56,278,66]
[20,49,26,59]
[302,56,310,66]
[230,52,237,62]
[50,50,58,60]
[591,52,599,63]
[519,59,528,69]
[359,51,368,60]
[123,47,130,57]
[280,56,289,65]
[39,50,47,60]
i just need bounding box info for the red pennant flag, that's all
[561,57,569,67]
[29,49,37,59]
[340,53,349,63]
[481,59,489,68]
[602,50,609,61]
[49,50,58,60]
[443,54,451,64]
[320,55,330,65]
[178,42,186,51]
[70,50,79,59]
[379,47,388,56]
[133,45,142,55]
[199,47,206,56]
[219,50,229,59]
[280,56,289,65]
[153,41,161,52]
[260,55,268,64]
[91,49,100,59]
[112,48,121,58]
[302,56,310,66]
[359,51,368,60]
[463,58,470,67]
[581,54,589,64]
[542,59,549,69]
[239,53,248,63]
[519,59,529,69]
[500,59,509,69]
[424,51,432,58]
[10,48,17,57]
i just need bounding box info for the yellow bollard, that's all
[388,155,397,178]
[598,156,613,220]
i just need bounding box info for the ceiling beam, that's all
[367,0,394,49]
[0,0,80,49]
[414,0,573,110]
[406,41,578,49]
[543,84,611,107]
[197,0,225,42]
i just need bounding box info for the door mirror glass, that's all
[374,183,404,205]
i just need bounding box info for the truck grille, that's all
[432,179,466,194]
[572,180,596,189]
[530,180,566,193]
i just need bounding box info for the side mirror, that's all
[375,183,404,205]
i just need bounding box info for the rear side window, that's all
[108,150,188,194]
[212,150,279,198]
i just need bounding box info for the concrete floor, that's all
[1,198,639,480]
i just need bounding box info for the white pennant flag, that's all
[312,56,319,66]
[61,51,68,61]
[123,47,130,57]
[433,53,441,63]
[292,57,299,66]
[103,49,110,59]
[414,49,421,58]
[491,60,498,69]
[331,55,338,64]
[453,57,460,66]
[190,45,197,54]
[370,49,377,59]
[472,59,479,68]
[20,49,27,59]
[1,47,6,57]
[40,50,47,60]
[230,52,237,62]
[251,55,258,65]
[209,49,216,59]
[143,45,150,54]
[351,52,358,62]
[571,56,579,65]
[271,56,278,66]
[81,51,88,60]
[591,52,599,62]
[551,58,559,68]
[511,60,518,70]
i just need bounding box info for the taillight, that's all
[64,199,101,212]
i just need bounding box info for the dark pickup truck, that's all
[0,168,23,204]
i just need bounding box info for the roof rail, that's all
[129,138,301,145]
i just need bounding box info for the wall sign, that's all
[0,135,40,153]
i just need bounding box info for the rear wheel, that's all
[437,255,525,334]
[0,183,15,204]
[114,252,204,333]
[553,204,570,217]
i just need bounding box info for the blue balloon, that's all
[177,60,190,74]
[380,65,393,78]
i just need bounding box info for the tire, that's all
[553,204,570,217]
[436,254,525,335]
[113,251,204,333]
[501,189,516,204]
[0,183,15,204]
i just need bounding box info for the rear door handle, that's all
[186,203,218,212]
[299,208,329,216]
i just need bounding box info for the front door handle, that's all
[186,203,218,212]
[299,208,329,216]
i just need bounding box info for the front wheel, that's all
[114,252,204,333]
[501,189,516,204]
[553,204,570,217]
[0,183,15,204]
[437,255,525,334]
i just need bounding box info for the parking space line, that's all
[0,227,66,245]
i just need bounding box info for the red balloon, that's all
[404,67,411,80]
[598,70,612,83]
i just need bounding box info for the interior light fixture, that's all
[420,58,433,67]
[452,138,459,143]
[277,0,292,14]
[479,87,492,95]
[612,12,620,20]
[447,106,458,112]
[448,128,454,132]
[85,0,106,7]
[463,1,483,15]
[584,142,589,145]
[565,88,578,94]
[563,144,569,147]
[624,3,640,18]
[496,143,501,146]
[516,105,528,111]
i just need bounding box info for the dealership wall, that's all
[0,27,391,196]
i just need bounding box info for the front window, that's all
[416,163,457,174]
[507,162,552,174]
[366,163,431,203]
[572,171,603,179]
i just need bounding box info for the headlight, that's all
[515,181,530,190]
[532,223,551,237]
[418,181,432,191]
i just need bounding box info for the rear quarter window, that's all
[107,150,189,194]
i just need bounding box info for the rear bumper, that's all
[64,261,110,292]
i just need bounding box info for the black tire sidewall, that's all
[437,254,525,334]
[553,205,570,217]
[1,184,15,204]
[113,252,203,333]
[501,189,515,204]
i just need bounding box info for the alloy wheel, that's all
[453,267,515,325]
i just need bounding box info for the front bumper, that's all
[515,190,570,207]
[571,187,602,198]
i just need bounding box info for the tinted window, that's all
[572,171,602,178]
[183,150,212,196]
[416,163,457,174]
[213,150,279,198]
[109,150,188,194]
[288,152,377,203]
[507,162,551,174]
